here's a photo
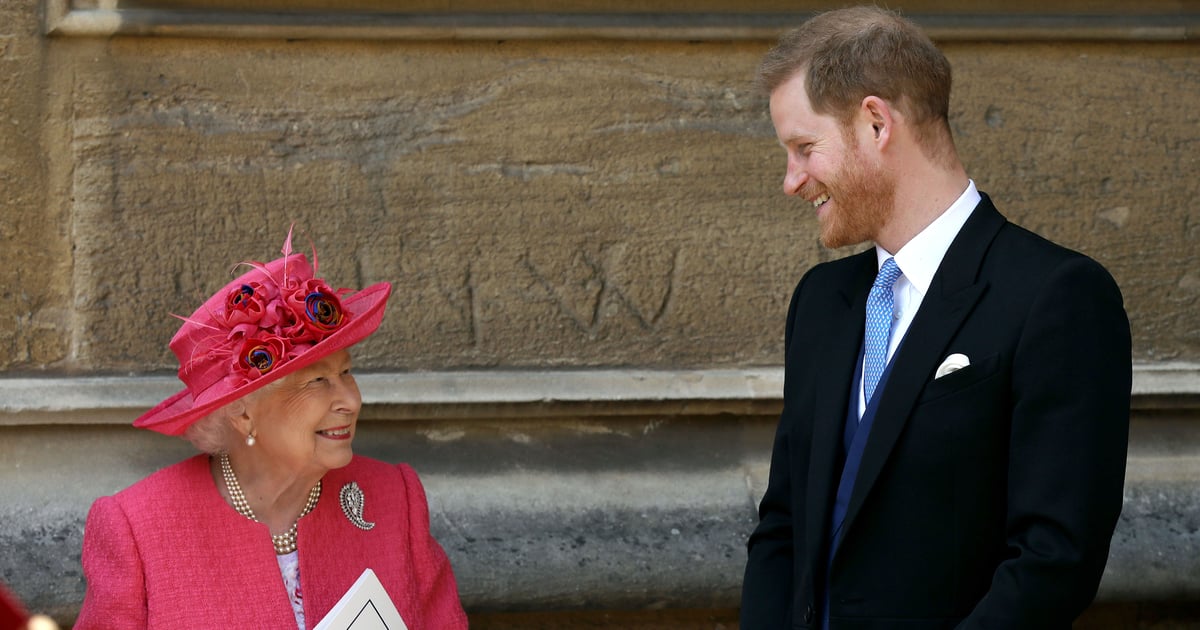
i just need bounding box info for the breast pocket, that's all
[917,352,1003,406]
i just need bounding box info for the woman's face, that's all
[244,349,361,479]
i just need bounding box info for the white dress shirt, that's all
[857,180,982,417]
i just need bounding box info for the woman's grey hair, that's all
[182,382,278,454]
[183,400,243,454]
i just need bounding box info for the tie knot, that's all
[874,257,902,288]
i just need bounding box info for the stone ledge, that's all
[44,8,1200,42]
[1,363,1197,425]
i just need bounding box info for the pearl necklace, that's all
[219,453,321,555]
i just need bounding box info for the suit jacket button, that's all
[804,604,814,623]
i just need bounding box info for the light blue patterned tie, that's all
[863,257,902,404]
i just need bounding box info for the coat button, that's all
[803,604,814,623]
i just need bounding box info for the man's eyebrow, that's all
[778,131,813,147]
[777,131,816,148]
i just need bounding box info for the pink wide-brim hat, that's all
[133,231,391,436]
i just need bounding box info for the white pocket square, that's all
[934,353,970,379]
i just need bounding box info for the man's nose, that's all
[783,157,807,196]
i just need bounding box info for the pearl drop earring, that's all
[246,431,256,447]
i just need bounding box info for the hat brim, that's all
[132,281,392,436]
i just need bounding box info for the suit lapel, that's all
[804,250,877,562]
[836,197,1007,545]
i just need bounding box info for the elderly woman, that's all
[75,230,467,629]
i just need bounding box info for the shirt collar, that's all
[876,180,981,295]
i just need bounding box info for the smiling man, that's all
[740,7,1132,629]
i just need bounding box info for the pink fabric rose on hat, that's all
[222,281,287,336]
[236,335,288,381]
[280,279,347,343]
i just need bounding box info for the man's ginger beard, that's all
[809,130,897,250]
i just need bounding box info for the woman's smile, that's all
[317,425,353,440]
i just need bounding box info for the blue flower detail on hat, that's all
[230,284,255,306]
[305,291,344,331]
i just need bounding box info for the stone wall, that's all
[3,9,1198,374]
[1,0,1198,627]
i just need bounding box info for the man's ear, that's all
[859,95,894,149]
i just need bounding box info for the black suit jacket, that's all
[741,195,1131,629]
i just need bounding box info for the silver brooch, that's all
[339,481,375,531]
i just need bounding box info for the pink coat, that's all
[76,455,468,629]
